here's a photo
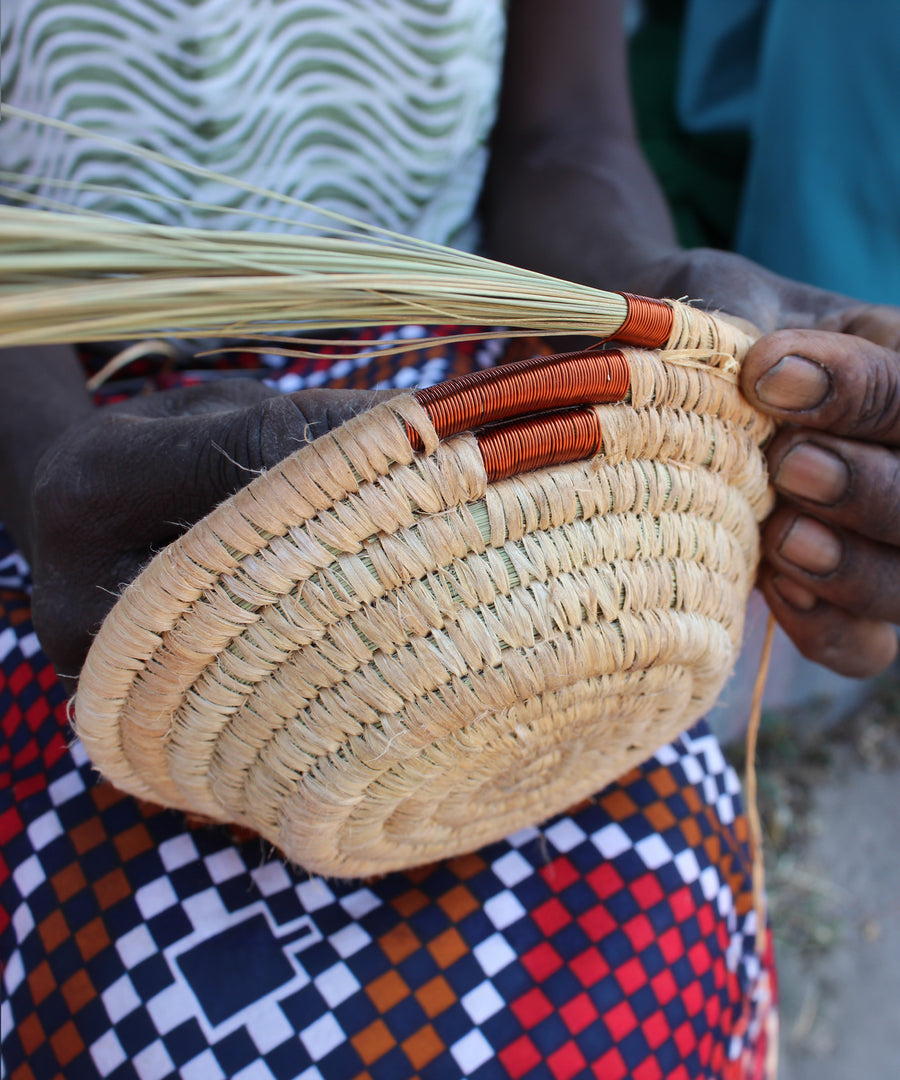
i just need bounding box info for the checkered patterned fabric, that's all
[1,338,777,1080]
[87,326,512,405]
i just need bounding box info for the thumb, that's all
[97,387,399,543]
[741,329,900,445]
[28,386,398,679]
[192,387,400,511]
[202,386,401,492]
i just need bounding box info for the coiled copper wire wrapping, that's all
[409,348,629,449]
[475,407,603,482]
[615,293,674,349]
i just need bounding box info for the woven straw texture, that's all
[74,304,774,877]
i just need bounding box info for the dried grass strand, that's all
[0,106,753,361]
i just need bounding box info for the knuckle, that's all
[852,350,900,437]
[868,452,900,539]
[803,618,896,678]
[205,378,279,414]
[255,397,313,463]
[807,627,851,669]
[198,397,302,499]
[30,576,91,680]
[791,613,858,674]
[838,305,900,350]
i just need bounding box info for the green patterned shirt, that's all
[2,0,505,247]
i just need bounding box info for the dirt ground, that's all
[734,669,900,1079]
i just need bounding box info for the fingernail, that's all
[755,355,831,411]
[774,443,849,505]
[771,574,818,612]
[779,515,842,574]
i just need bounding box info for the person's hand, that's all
[621,246,893,336]
[27,379,394,683]
[624,247,900,678]
[484,0,900,679]
[741,327,900,677]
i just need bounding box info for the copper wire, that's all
[408,347,629,448]
[615,293,674,349]
[476,407,603,482]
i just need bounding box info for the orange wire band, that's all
[408,347,629,449]
[476,407,603,483]
[615,293,674,349]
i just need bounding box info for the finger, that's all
[31,387,401,675]
[31,386,401,681]
[766,428,900,546]
[816,303,900,350]
[761,504,900,625]
[741,328,900,444]
[282,388,399,442]
[758,564,898,678]
[172,386,399,512]
[75,387,399,542]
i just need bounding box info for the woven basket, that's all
[74,297,774,877]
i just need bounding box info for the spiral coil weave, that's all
[74,300,773,876]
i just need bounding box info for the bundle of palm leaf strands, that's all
[1,104,774,886]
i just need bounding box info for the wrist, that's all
[485,133,680,292]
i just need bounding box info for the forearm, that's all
[484,1,868,334]
[484,0,678,288]
[0,345,94,559]
[486,133,678,289]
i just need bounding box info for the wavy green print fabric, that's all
[1,0,505,248]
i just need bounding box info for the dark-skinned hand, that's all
[25,377,395,684]
[744,327,900,678]
[625,247,900,678]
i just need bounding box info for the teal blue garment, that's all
[678,0,900,305]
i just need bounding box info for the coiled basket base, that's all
[75,331,773,877]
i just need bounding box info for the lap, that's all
[0,539,775,1080]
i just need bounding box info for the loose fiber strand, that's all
[745,613,776,956]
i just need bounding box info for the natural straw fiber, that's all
[74,304,773,877]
